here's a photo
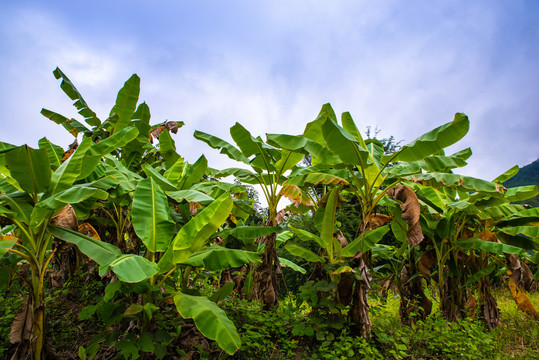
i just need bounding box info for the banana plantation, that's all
[1,69,538,359]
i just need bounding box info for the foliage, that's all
[504,158,539,207]
[1,69,539,359]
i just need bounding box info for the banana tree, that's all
[194,123,306,308]
[268,103,472,334]
[0,138,159,359]
[407,165,538,325]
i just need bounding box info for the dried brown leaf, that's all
[78,223,101,240]
[386,185,423,246]
[50,205,78,231]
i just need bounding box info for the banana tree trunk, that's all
[479,280,499,329]
[399,263,432,325]
[254,232,280,309]
[440,272,466,321]
[30,264,46,360]
[348,255,372,337]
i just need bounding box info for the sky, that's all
[1,0,538,185]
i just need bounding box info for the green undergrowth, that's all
[1,281,538,359]
[223,288,539,360]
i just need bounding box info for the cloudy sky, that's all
[1,0,538,182]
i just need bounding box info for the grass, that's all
[1,280,538,359]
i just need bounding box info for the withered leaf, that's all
[386,185,423,246]
[50,205,78,231]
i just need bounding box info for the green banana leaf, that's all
[164,157,186,185]
[4,145,51,196]
[178,155,207,190]
[193,130,250,165]
[209,282,236,303]
[132,178,176,253]
[39,186,108,210]
[216,226,282,240]
[505,186,539,203]
[288,225,328,249]
[181,245,260,271]
[52,67,100,126]
[103,254,158,283]
[173,194,233,264]
[90,127,140,157]
[493,165,520,183]
[48,225,121,265]
[110,74,140,132]
[285,243,325,263]
[166,190,214,204]
[382,113,469,164]
[158,129,179,169]
[174,292,241,355]
[0,237,16,258]
[38,137,64,170]
[465,264,498,286]
[40,108,91,137]
[342,225,390,257]
[47,137,92,196]
[321,188,339,258]
[404,172,503,195]
[321,118,371,167]
[141,163,179,192]
[499,226,539,238]
[454,238,523,254]
[278,257,307,274]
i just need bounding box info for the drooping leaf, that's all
[505,185,539,203]
[48,225,121,266]
[285,243,325,263]
[455,238,523,255]
[40,108,91,137]
[278,257,306,274]
[383,113,469,164]
[465,264,498,286]
[216,226,281,240]
[174,292,241,354]
[181,246,259,271]
[193,130,250,165]
[321,187,339,257]
[52,67,100,126]
[166,190,214,204]
[132,178,175,253]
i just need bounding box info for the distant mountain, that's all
[504,158,539,207]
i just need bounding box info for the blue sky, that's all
[1,0,538,182]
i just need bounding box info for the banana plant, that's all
[408,165,538,325]
[194,123,306,308]
[0,139,158,360]
[268,103,473,335]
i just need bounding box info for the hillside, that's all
[504,158,539,207]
